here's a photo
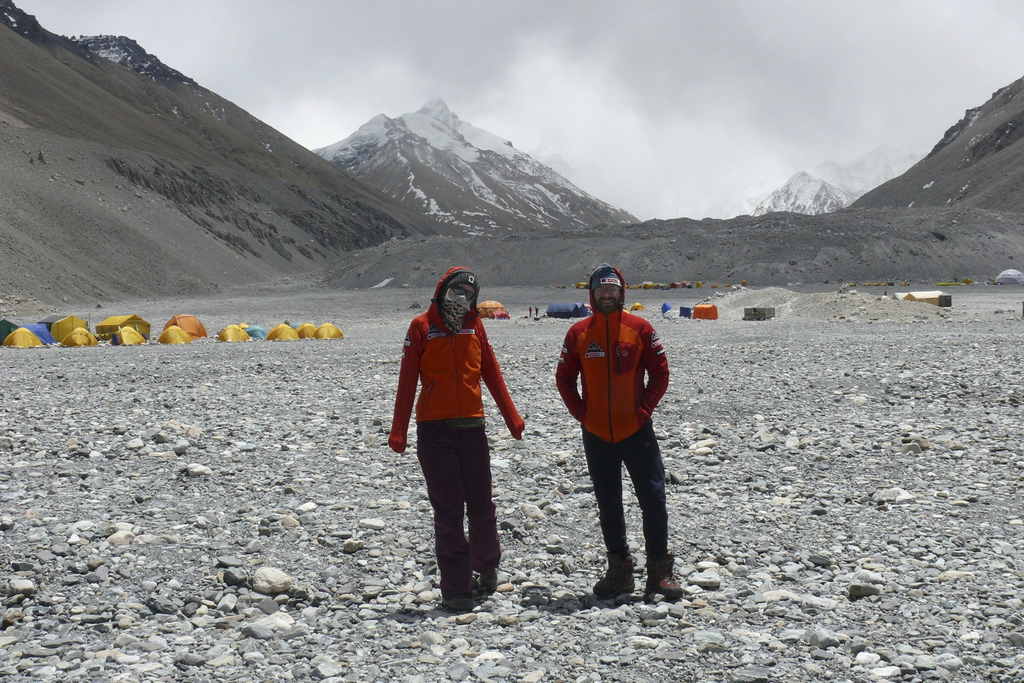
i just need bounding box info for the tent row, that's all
[2,313,345,348]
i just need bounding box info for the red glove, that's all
[388,431,406,453]
[509,416,525,440]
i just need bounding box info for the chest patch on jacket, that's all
[584,341,605,358]
[427,325,447,341]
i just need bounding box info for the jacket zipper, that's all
[451,332,462,416]
[605,314,614,442]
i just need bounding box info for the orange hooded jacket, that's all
[556,265,669,443]
[389,267,525,453]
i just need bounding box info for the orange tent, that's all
[164,315,207,340]
[692,304,719,320]
[477,301,509,319]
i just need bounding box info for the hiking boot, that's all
[472,568,499,594]
[441,593,474,612]
[593,553,635,599]
[645,553,684,599]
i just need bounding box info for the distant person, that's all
[389,267,525,612]
[555,263,682,599]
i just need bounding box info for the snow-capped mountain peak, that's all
[753,172,855,216]
[416,98,459,127]
[753,146,921,216]
[315,100,636,236]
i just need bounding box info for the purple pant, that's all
[416,420,500,598]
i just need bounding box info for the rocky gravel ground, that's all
[1,284,1023,682]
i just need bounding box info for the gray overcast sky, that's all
[16,0,1024,220]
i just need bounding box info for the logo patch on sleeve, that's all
[584,341,605,358]
[650,332,663,349]
[403,334,412,347]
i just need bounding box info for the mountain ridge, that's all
[0,0,440,309]
[855,76,1024,212]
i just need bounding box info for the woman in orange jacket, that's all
[389,267,524,611]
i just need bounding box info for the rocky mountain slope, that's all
[315,99,637,237]
[0,0,438,309]
[321,206,1024,288]
[855,77,1024,212]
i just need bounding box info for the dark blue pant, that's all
[582,420,668,559]
[416,421,500,599]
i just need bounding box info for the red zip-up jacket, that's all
[555,270,669,443]
[389,267,525,453]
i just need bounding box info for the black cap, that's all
[589,263,622,290]
[440,269,479,305]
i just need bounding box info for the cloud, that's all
[15,0,1024,219]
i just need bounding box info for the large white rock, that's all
[253,567,293,595]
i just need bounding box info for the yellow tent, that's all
[313,322,344,339]
[295,322,318,338]
[897,291,946,306]
[3,327,43,348]
[629,303,645,311]
[60,328,98,347]
[217,324,251,342]
[267,323,299,341]
[50,315,89,342]
[96,315,150,341]
[157,325,191,344]
[113,327,147,346]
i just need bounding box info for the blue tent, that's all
[244,325,268,339]
[23,323,57,345]
[546,303,590,319]
[679,306,693,318]
[661,303,672,314]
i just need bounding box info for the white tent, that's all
[995,268,1024,285]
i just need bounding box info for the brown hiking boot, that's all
[645,553,684,599]
[593,553,635,599]
[441,593,474,612]
[472,568,498,594]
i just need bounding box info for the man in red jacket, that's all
[556,264,682,599]
[389,267,525,612]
